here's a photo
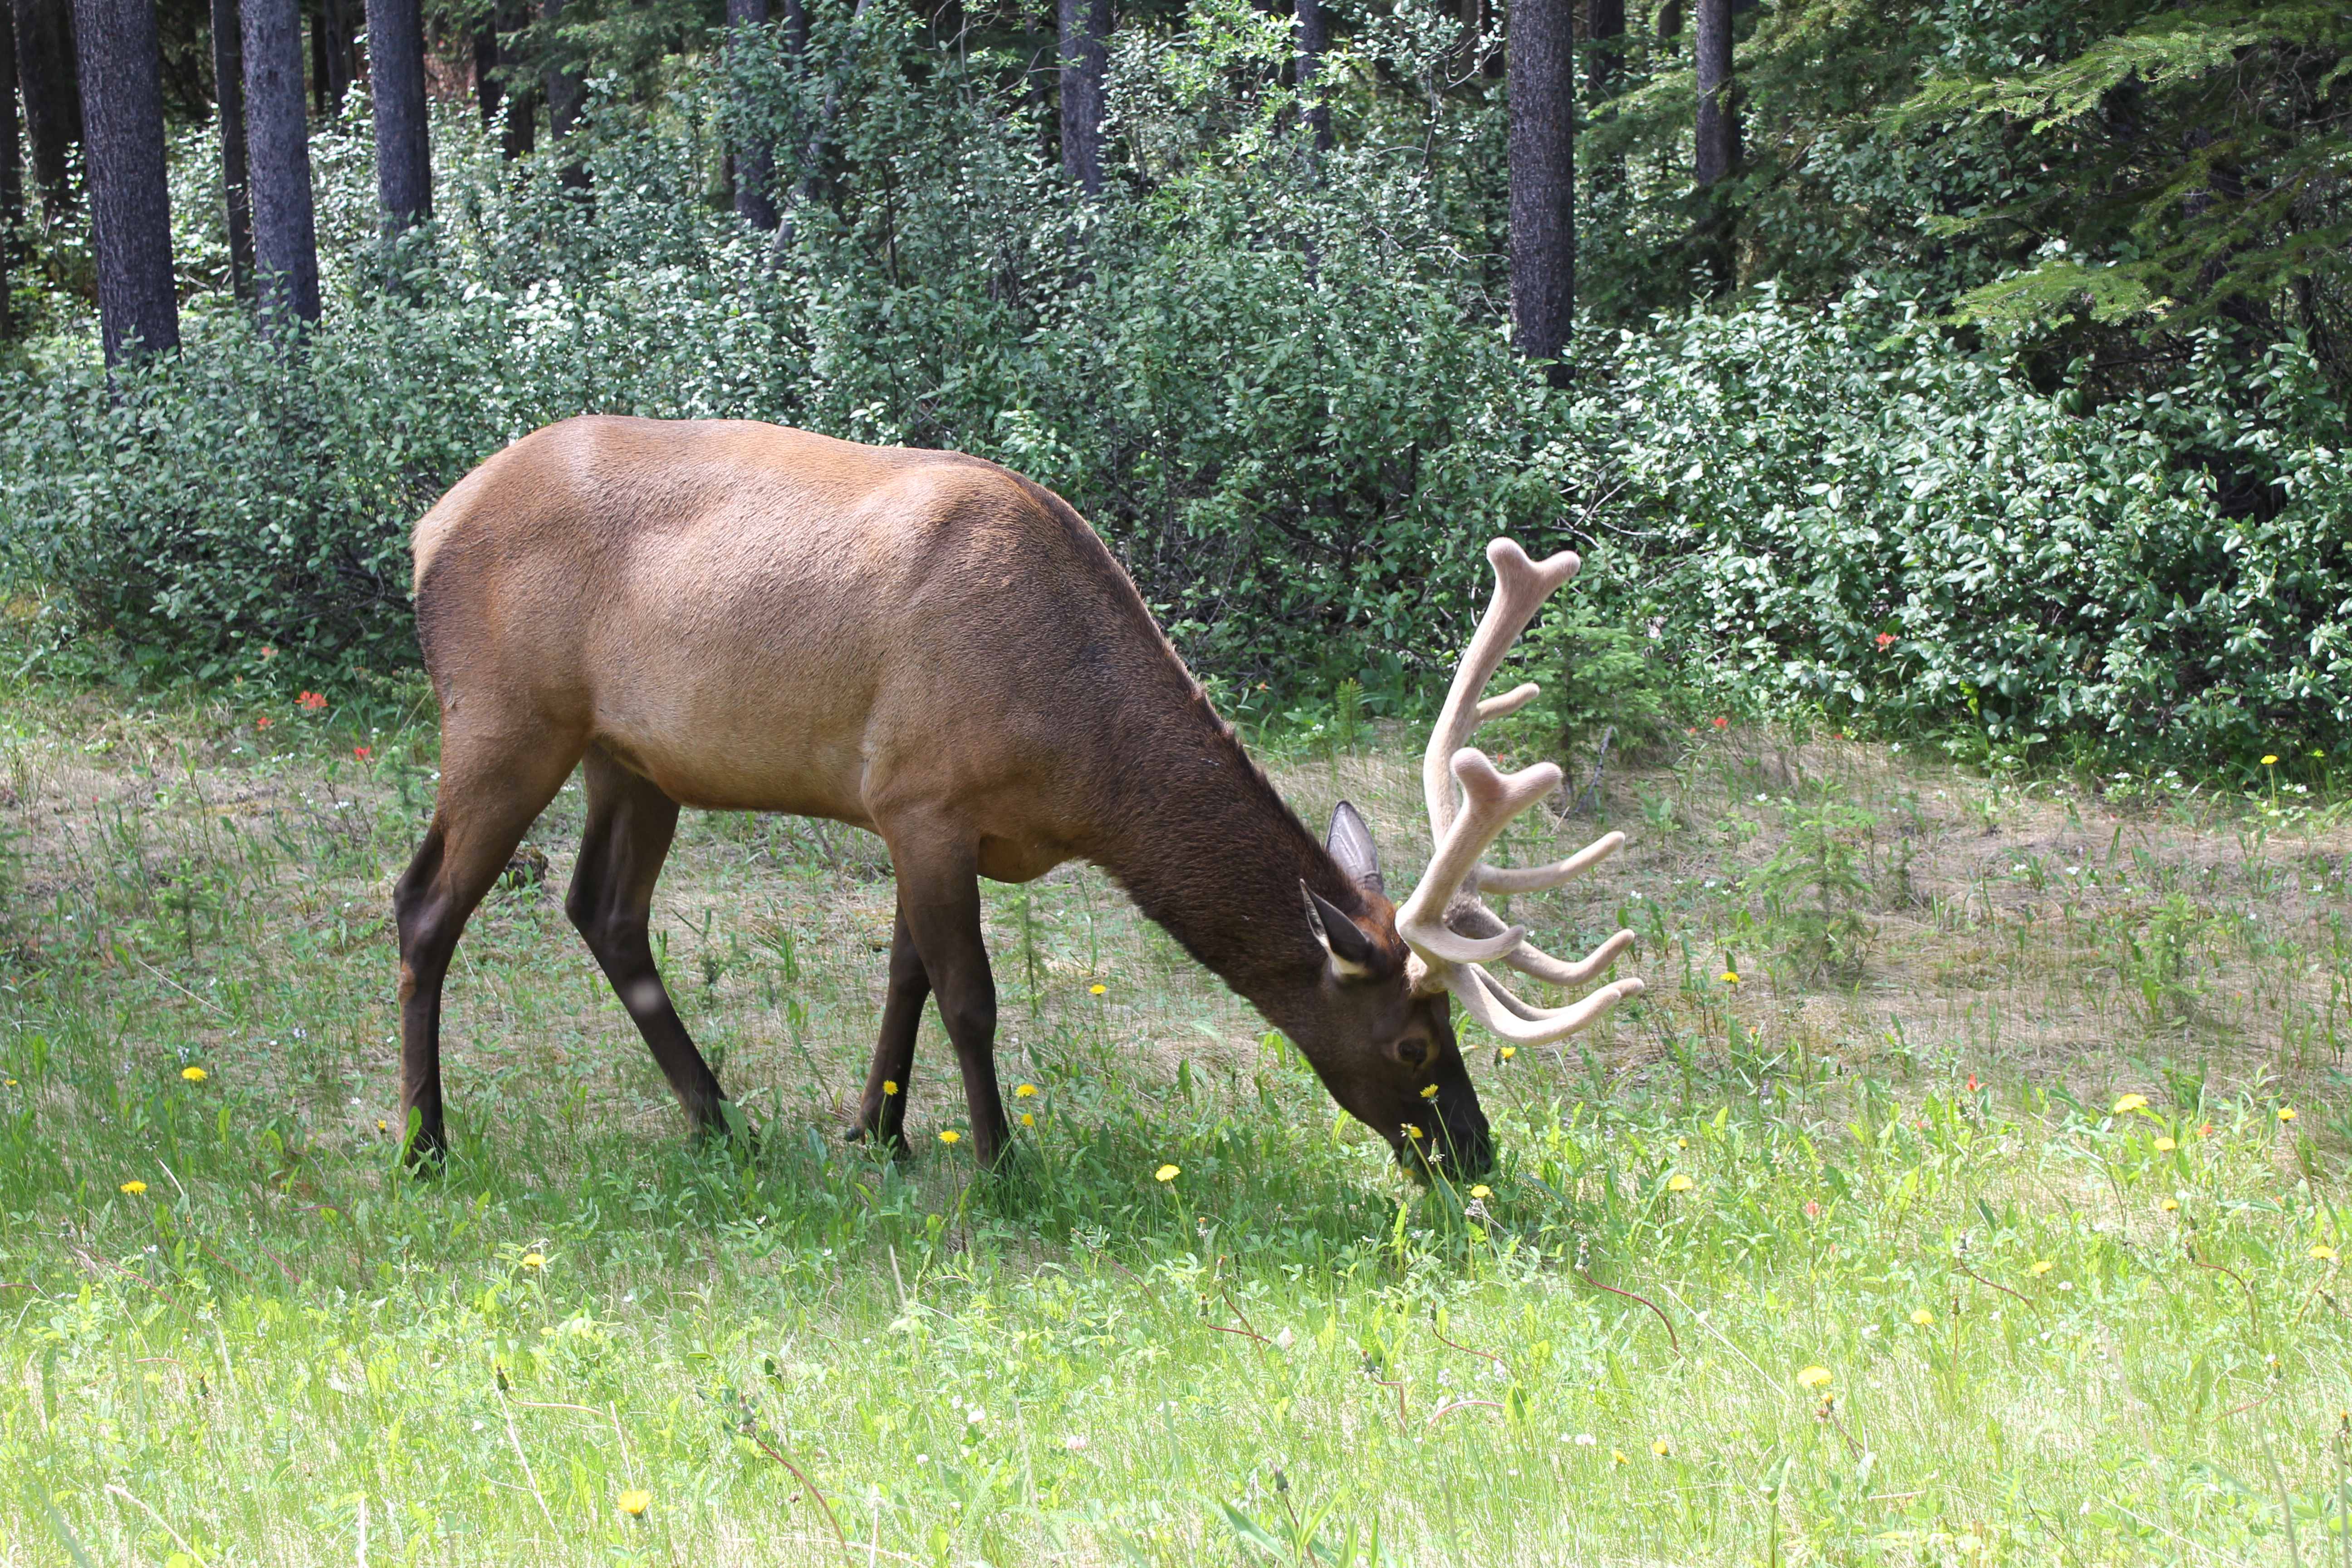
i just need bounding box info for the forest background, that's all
[0,0,2346,775]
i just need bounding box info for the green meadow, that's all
[2,681,2347,1566]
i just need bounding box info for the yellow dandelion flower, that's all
[2029,1260,2054,1276]
[2112,1093,2148,1114]
[522,1252,546,1268]
[1499,1046,1516,1061]
[939,1129,962,1145]
[1019,1112,1035,1127]
[1667,1173,1694,1192]
[1610,1448,1628,1467]
[2158,1198,2180,1213]
[1420,1084,1440,1099]
[1910,1308,1935,1326]
[2153,1136,2176,1152]
[617,1490,652,1517]
[1155,1164,1180,1183]
[2277,1107,2298,1122]
[1015,1083,1038,1098]
[1404,1125,1424,1139]
[882,1080,899,1096]
[1719,971,1740,985]
[2311,1244,2340,1261]
[1469,1185,1492,1200]
[181,1066,208,1083]
[120,1180,148,1196]
[2261,755,2278,767]
[1651,1438,1673,1456]
[1797,1366,1832,1389]
[1089,984,1107,996]
[377,1118,388,1133]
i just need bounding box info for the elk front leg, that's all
[886,838,1009,1168]
[566,746,730,1138]
[853,902,928,1154]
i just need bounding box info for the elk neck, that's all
[1081,690,1382,1029]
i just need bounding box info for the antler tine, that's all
[1396,749,1561,967]
[1475,829,1625,895]
[1448,965,1645,1046]
[1499,929,1636,988]
[1444,899,1637,991]
[1421,539,1583,840]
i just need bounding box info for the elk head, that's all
[1283,538,1644,1178]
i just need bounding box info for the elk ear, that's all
[1301,882,1385,980]
[1327,801,1384,896]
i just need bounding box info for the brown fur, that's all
[396,416,1489,1173]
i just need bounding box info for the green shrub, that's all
[1549,286,2352,768]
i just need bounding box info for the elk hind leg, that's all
[396,730,580,1164]
[565,745,731,1138]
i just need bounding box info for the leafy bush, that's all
[1545,287,2351,768]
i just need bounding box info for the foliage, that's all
[1548,284,2352,767]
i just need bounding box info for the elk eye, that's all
[1391,1037,1430,1070]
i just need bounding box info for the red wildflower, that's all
[1966,1075,1979,1092]
[1803,1200,1821,1219]
[1875,633,1896,648]
[298,691,327,711]
[255,716,271,730]
[353,746,372,761]
[1712,716,1729,729]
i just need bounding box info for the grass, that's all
[1,671,2348,1567]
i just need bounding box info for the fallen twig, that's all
[1577,1271,1679,1352]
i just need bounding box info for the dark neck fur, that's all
[1083,691,1371,1029]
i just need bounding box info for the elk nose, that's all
[1440,1098,1494,1176]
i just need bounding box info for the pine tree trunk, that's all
[497,0,534,158]
[1294,0,1329,153]
[12,0,81,218]
[472,19,500,126]
[1056,0,1107,195]
[1692,0,1734,291]
[1507,0,1573,374]
[242,0,319,333]
[367,0,431,230]
[727,0,777,229]
[321,0,354,113]
[0,4,19,338]
[72,0,180,362]
[209,0,252,299]
[1587,0,1622,100]
[542,0,588,190]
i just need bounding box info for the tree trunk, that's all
[472,18,499,126]
[1692,0,1734,290]
[13,0,82,218]
[0,4,19,338]
[1294,0,1329,153]
[497,0,534,158]
[242,0,319,333]
[542,0,588,189]
[309,0,325,116]
[73,0,180,362]
[1507,0,1573,374]
[368,0,431,230]
[1055,0,1107,195]
[727,0,776,228]
[209,0,252,299]
[1587,0,1622,99]
[321,0,354,113]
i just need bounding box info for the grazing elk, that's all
[395,416,1640,1175]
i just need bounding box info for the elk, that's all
[395,416,1640,1175]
